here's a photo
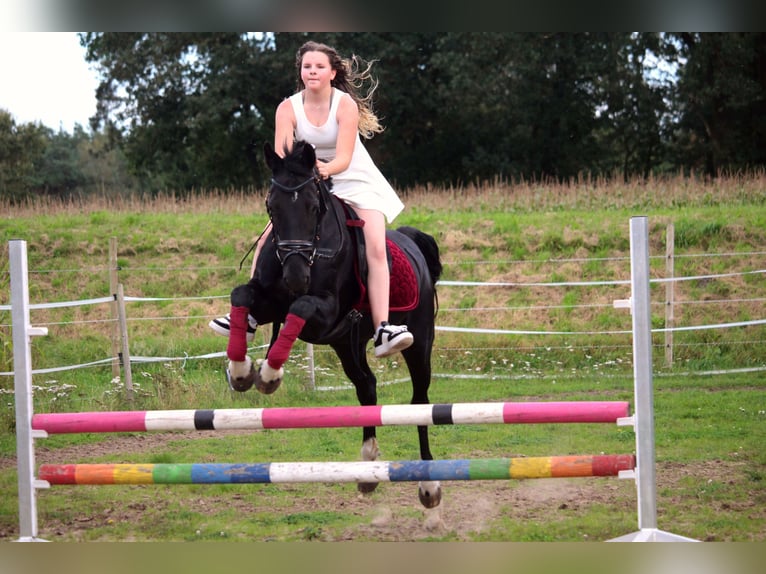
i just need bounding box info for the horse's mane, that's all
[281,140,315,176]
[277,140,333,190]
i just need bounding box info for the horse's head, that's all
[264,141,327,295]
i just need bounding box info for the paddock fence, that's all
[7,218,708,541]
[2,223,765,393]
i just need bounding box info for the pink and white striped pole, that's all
[32,401,630,434]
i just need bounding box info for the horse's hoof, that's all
[226,361,256,392]
[357,438,380,495]
[254,360,283,395]
[418,481,442,509]
[254,372,282,395]
[360,437,380,462]
[357,481,379,495]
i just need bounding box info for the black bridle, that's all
[267,172,327,266]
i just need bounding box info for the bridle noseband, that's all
[268,173,325,266]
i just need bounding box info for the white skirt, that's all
[329,140,404,224]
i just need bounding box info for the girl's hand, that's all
[316,161,331,179]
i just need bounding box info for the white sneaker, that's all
[209,313,257,342]
[373,322,414,358]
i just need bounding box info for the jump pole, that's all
[608,217,698,542]
[32,401,630,434]
[38,455,636,485]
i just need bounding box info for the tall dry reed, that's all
[1,170,764,217]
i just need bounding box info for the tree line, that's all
[2,32,764,202]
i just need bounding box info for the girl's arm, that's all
[316,94,358,179]
[274,99,296,156]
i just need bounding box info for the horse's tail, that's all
[396,226,443,286]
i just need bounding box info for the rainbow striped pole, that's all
[38,455,635,485]
[32,401,630,434]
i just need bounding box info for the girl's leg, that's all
[355,208,413,357]
[355,208,389,327]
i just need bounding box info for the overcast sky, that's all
[0,32,99,132]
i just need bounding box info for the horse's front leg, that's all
[251,312,306,394]
[228,327,283,394]
[226,283,283,393]
[226,285,259,392]
[249,295,333,394]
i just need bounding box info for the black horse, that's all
[225,140,444,508]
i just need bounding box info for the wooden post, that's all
[664,224,675,367]
[109,237,120,378]
[116,283,134,401]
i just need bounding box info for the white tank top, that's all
[289,88,404,223]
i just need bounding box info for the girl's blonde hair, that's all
[295,41,384,139]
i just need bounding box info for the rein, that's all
[238,223,272,271]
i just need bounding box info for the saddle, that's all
[335,198,419,312]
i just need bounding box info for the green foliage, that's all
[6,33,766,203]
[674,218,730,249]
[671,33,766,173]
[82,32,765,187]
[0,111,49,201]
[27,130,88,195]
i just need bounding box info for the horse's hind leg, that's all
[415,425,442,509]
[358,424,380,494]
[355,379,380,494]
[403,341,443,509]
[332,342,380,495]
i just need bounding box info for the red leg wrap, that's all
[267,313,306,370]
[226,306,250,361]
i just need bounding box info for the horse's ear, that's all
[264,142,281,172]
[299,141,316,169]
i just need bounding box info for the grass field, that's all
[1,173,764,541]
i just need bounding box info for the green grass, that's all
[0,179,765,541]
[1,369,762,541]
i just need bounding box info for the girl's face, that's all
[300,51,336,90]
